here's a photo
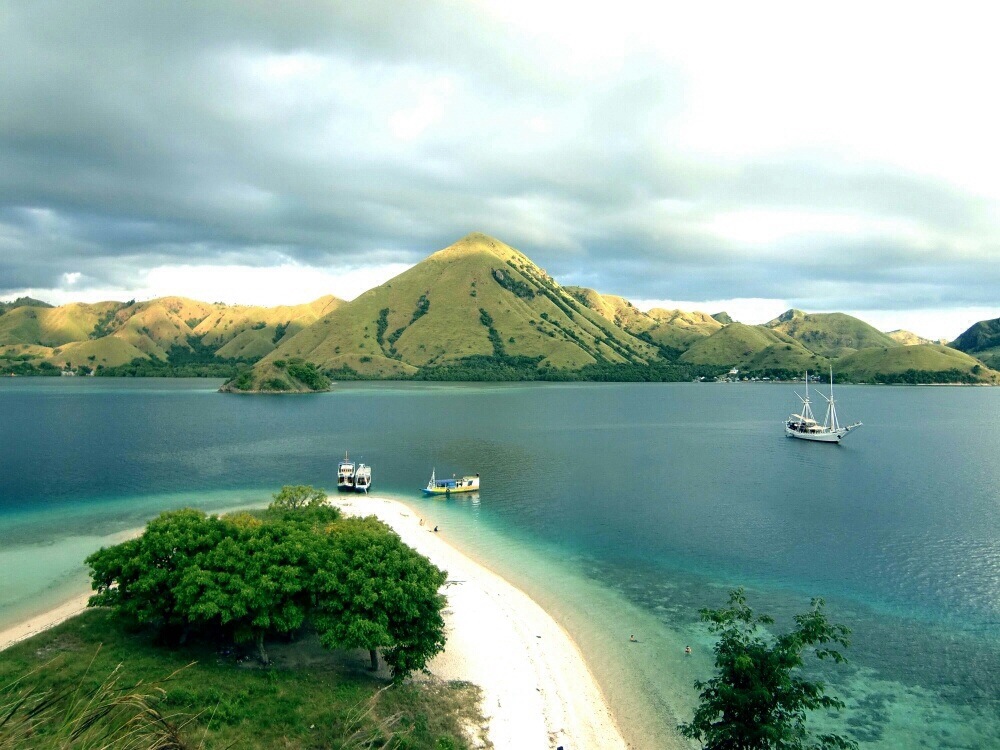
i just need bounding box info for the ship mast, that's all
[820,366,839,431]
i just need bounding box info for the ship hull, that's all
[785,427,844,442]
[421,485,478,495]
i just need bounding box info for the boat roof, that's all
[790,414,817,423]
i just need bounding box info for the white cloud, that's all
[4,262,411,308]
[842,307,1000,343]
[633,297,789,325]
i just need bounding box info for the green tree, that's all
[174,522,318,664]
[86,508,229,637]
[679,588,857,750]
[270,484,328,511]
[313,517,448,681]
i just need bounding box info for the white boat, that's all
[785,369,862,443]
[422,468,480,495]
[354,463,371,493]
[337,451,356,491]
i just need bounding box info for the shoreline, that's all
[331,494,628,749]
[0,591,92,652]
[0,494,628,749]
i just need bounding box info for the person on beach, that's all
[433,525,439,532]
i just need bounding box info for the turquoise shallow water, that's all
[1,378,998,748]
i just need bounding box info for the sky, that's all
[1,1,998,340]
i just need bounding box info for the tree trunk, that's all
[369,648,378,671]
[257,632,269,665]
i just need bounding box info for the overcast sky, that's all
[2,1,998,339]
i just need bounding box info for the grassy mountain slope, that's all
[837,344,999,383]
[0,302,119,347]
[644,308,723,351]
[104,297,220,359]
[50,337,149,368]
[678,323,789,366]
[0,295,343,374]
[237,233,660,390]
[950,317,1000,355]
[565,288,721,352]
[764,309,900,358]
[744,343,828,373]
[0,296,53,314]
[887,329,941,346]
[197,296,342,359]
[565,288,656,333]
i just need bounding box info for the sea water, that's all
[0,378,998,748]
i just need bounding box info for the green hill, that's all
[837,344,999,383]
[0,296,52,314]
[764,309,900,357]
[231,233,663,391]
[744,342,828,373]
[51,337,150,368]
[949,316,1000,365]
[0,295,344,376]
[565,288,721,354]
[0,302,120,347]
[951,316,1000,352]
[886,329,942,346]
[644,308,723,352]
[678,323,788,366]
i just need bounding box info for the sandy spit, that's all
[332,495,628,750]
[0,496,628,749]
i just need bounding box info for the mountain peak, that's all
[432,232,536,268]
[767,308,805,326]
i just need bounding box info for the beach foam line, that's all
[332,494,628,750]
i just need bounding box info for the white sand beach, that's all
[0,495,628,749]
[331,495,628,750]
[0,591,92,652]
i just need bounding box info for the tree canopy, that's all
[269,484,328,511]
[679,588,857,750]
[312,516,448,678]
[86,487,447,678]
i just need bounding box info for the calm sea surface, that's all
[1,378,998,748]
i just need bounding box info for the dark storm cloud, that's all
[0,0,997,319]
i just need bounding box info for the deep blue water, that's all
[1,378,998,748]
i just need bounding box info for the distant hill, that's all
[0,296,52,314]
[565,287,720,353]
[668,306,999,382]
[4,234,997,388]
[949,316,1000,368]
[886,329,940,346]
[232,233,664,391]
[763,310,900,358]
[679,323,793,366]
[0,302,120,349]
[837,344,999,384]
[0,295,343,374]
